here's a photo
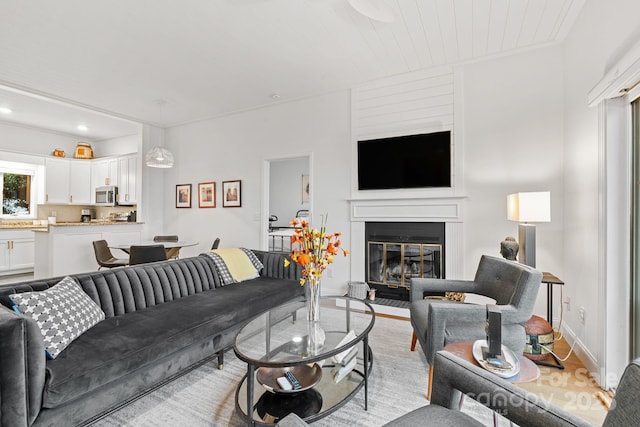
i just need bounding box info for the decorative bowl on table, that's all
[256,364,322,394]
[472,339,520,378]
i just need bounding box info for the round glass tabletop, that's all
[234,296,375,367]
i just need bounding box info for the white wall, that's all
[163,92,352,274]
[563,0,640,384]
[94,133,141,157]
[0,121,79,156]
[269,157,309,228]
[163,46,566,300]
[462,46,565,317]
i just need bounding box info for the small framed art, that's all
[198,182,216,208]
[222,180,241,207]
[176,184,192,208]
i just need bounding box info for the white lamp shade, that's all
[145,146,174,168]
[507,191,551,223]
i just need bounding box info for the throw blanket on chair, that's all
[205,248,263,284]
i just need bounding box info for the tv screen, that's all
[357,131,451,190]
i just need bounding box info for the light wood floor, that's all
[518,337,609,425]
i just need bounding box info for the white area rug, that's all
[90,315,429,426]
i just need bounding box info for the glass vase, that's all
[306,276,321,322]
[306,276,325,355]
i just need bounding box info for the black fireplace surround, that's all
[365,222,445,301]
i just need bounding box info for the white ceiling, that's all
[0,0,585,139]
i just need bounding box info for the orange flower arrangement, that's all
[284,214,349,286]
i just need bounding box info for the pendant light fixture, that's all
[145,99,174,168]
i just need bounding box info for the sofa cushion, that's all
[9,276,105,359]
[42,276,304,408]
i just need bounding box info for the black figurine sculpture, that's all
[500,236,519,261]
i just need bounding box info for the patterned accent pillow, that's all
[204,252,235,285]
[9,276,105,359]
[239,248,264,273]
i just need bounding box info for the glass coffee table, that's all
[233,296,375,426]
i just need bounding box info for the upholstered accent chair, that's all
[410,255,542,396]
[386,350,640,426]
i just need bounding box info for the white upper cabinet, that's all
[90,158,119,204]
[44,158,70,204]
[69,161,92,204]
[118,154,138,205]
[45,158,93,204]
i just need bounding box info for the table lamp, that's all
[507,191,550,267]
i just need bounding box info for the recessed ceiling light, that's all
[77,124,88,131]
[0,107,12,114]
[271,93,281,100]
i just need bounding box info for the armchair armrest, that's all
[431,351,593,427]
[423,302,487,364]
[410,278,478,302]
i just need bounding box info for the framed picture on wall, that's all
[176,184,192,208]
[302,174,310,203]
[222,180,242,207]
[198,182,216,208]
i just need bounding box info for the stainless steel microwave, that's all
[95,186,118,206]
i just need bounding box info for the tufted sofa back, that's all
[0,255,221,318]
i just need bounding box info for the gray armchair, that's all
[386,350,640,426]
[410,255,542,390]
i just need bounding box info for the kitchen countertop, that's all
[1,221,143,230]
[49,221,144,226]
[0,222,48,229]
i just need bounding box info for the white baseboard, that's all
[558,321,600,385]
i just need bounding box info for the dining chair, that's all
[211,237,221,250]
[153,235,179,242]
[153,235,180,258]
[92,240,129,269]
[129,244,168,265]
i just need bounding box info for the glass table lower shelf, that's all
[235,344,373,425]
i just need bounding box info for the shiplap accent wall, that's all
[349,66,464,280]
[352,66,454,140]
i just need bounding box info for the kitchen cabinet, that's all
[44,158,92,204]
[91,158,119,204]
[118,154,138,205]
[0,229,35,275]
[69,161,92,204]
[44,158,70,204]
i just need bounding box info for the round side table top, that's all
[443,341,540,383]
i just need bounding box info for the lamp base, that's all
[518,223,536,268]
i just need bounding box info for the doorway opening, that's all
[261,155,312,251]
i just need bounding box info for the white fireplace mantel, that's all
[349,196,466,282]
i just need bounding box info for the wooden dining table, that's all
[110,240,199,259]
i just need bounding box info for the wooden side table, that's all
[538,272,565,370]
[542,272,564,326]
[443,342,540,383]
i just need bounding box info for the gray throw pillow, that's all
[9,276,105,359]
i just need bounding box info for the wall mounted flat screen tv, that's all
[357,131,451,190]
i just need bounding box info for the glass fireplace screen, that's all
[367,242,443,289]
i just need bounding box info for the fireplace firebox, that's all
[365,222,445,301]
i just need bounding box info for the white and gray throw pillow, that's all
[239,248,264,273]
[9,276,105,359]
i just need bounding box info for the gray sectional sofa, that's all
[0,250,304,427]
